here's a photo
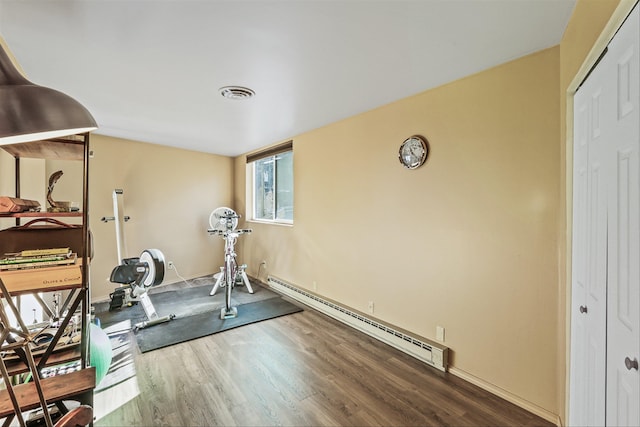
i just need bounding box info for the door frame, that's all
[565,0,639,424]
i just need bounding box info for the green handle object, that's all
[89,323,113,385]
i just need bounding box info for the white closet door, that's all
[569,80,589,427]
[606,4,640,426]
[570,48,609,427]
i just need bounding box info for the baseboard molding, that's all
[266,275,448,372]
[260,275,561,426]
[448,367,562,426]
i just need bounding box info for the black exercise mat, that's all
[94,282,303,353]
[94,281,280,327]
[135,297,302,352]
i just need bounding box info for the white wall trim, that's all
[266,275,448,372]
[449,367,562,426]
[263,275,561,425]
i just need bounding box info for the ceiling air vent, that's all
[219,86,255,100]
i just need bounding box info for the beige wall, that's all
[86,135,234,301]
[0,149,14,197]
[234,47,561,417]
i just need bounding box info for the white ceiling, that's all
[0,0,576,157]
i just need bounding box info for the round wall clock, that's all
[398,135,428,169]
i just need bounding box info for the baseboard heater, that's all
[266,275,448,372]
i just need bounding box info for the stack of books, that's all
[0,248,77,271]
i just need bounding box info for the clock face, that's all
[399,135,428,169]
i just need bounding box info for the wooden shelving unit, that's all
[0,133,94,426]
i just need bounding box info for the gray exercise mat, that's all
[93,282,303,353]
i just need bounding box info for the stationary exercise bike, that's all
[108,248,175,330]
[207,207,252,319]
[105,189,175,330]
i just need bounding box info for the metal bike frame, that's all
[212,228,252,319]
[207,207,252,319]
[223,231,238,316]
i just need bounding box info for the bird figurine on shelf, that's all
[46,170,71,212]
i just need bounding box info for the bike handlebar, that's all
[207,228,252,236]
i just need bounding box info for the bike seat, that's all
[110,262,144,285]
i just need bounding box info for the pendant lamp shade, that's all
[0,44,97,145]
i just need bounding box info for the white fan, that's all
[208,207,239,232]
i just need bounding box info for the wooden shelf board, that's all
[0,367,95,418]
[0,139,84,161]
[0,262,84,295]
[0,212,82,218]
[4,345,82,377]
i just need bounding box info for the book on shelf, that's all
[9,248,71,258]
[0,249,77,271]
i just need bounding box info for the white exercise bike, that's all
[207,207,252,319]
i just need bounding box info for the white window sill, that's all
[247,219,293,227]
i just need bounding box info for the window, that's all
[248,141,293,223]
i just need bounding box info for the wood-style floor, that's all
[95,286,554,427]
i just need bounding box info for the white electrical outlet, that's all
[168,261,174,270]
[436,325,445,342]
[261,260,267,268]
[367,301,374,314]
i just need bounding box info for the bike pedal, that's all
[109,288,126,311]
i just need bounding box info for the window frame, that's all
[247,141,293,225]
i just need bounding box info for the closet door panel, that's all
[570,57,608,427]
[570,94,589,427]
[607,4,640,426]
[586,78,609,427]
